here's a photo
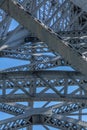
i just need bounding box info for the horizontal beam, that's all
[0,51,56,60]
[0,70,82,79]
[0,107,86,130]
[0,71,86,94]
[0,0,87,75]
[0,94,87,102]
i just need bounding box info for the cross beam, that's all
[0,0,87,75]
[0,107,86,130]
[0,103,25,115]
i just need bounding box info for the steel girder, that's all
[0,71,87,102]
[0,0,87,130]
[0,0,87,76]
[0,103,25,115]
[0,107,87,130]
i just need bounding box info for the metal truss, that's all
[0,70,87,103]
[0,0,87,130]
[0,103,87,130]
[0,103,25,115]
[1,0,87,75]
[0,41,64,70]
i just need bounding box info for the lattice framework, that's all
[0,0,87,130]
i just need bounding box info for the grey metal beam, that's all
[0,70,86,93]
[0,70,81,79]
[0,112,33,130]
[51,102,87,115]
[31,0,48,14]
[0,71,87,102]
[58,30,87,38]
[0,107,51,130]
[43,125,50,130]
[0,41,53,60]
[0,103,25,115]
[44,0,67,25]
[0,25,29,50]
[0,51,57,61]
[0,107,86,130]
[0,15,10,31]
[0,93,87,102]
[0,0,87,75]
[70,0,87,13]
[42,114,87,129]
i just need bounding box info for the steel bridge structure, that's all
[0,0,87,130]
